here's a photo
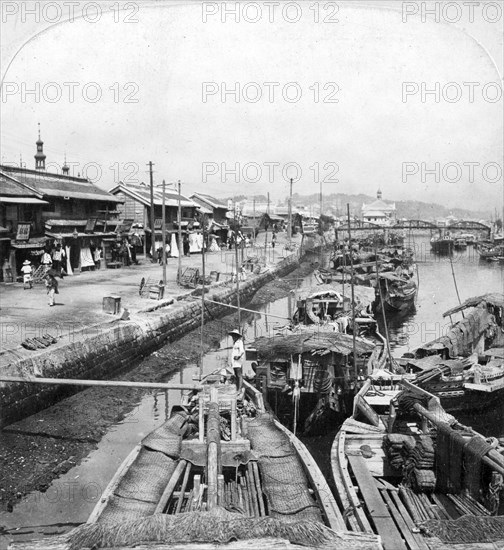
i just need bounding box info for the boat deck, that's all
[337,430,504,550]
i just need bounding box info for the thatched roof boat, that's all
[400,293,504,412]
[245,332,377,435]
[11,378,381,550]
[331,379,504,549]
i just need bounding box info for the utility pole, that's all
[148,161,156,261]
[319,180,323,218]
[265,193,270,257]
[234,203,241,328]
[161,179,167,285]
[288,178,293,247]
[346,204,357,380]
[177,180,182,284]
[253,197,256,241]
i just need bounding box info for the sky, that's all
[0,0,503,212]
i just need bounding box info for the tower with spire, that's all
[377,188,382,200]
[62,154,70,175]
[34,123,46,171]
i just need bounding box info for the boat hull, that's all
[430,239,454,253]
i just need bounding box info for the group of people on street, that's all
[20,258,60,306]
[110,238,138,266]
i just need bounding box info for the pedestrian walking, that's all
[52,246,62,273]
[93,247,102,269]
[41,250,52,267]
[183,233,190,256]
[44,273,59,306]
[21,260,33,289]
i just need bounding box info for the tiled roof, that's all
[190,193,228,209]
[110,182,196,208]
[0,166,121,203]
[0,170,44,198]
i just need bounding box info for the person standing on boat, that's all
[229,329,244,392]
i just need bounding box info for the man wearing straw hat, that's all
[229,329,244,392]
[21,260,33,289]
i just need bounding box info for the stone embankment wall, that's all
[0,254,299,428]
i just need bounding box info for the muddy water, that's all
[2,237,503,545]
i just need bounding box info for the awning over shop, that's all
[11,237,50,249]
[45,219,88,227]
[0,196,49,205]
[196,205,213,215]
[45,232,118,239]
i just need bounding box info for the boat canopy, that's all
[443,293,504,317]
[303,284,375,309]
[252,332,375,361]
[415,306,496,358]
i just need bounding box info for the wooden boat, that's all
[245,331,378,435]
[430,234,454,254]
[399,293,504,412]
[331,379,504,550]
[373,272,417,315]
[292,284,377,337]
[453,238,468,250]
[12,377,381,550]
[479,244,504,262]
[459,233,476,244]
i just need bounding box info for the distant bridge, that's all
[335,219,491,236]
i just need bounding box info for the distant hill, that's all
[288,193,491,221]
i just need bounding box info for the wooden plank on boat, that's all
[217,474,225,506]
[175,462,192,514]
[182,440,250,453]
[251,461,266,517]
[87,443,143,524]
[348,454,407,550]
[389,491,430,550]
[331,431,373,533]
[273,419,346,531]
[380,487,424,550]
[464,379,504,392]
[154,459,188,514]
[342,418,386,435]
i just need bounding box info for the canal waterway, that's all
[1,235,502,546]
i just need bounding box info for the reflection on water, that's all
[2,238,502,543]
[380,237,503,356]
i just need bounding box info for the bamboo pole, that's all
[202,299,290,321]
[206,401,221,510]
[0,376,202,391]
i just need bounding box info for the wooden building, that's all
[0,130,121,277]
[110,182,198,256]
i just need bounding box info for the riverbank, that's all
[0,256,318,519]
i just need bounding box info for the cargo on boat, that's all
[400,293,504,412]
[331,379,504,550]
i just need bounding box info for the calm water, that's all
[1,237,503,544]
